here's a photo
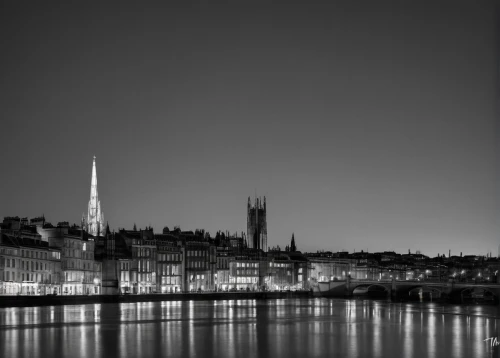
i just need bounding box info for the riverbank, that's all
[0,291,312,308]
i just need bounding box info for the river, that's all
[0,298,498,358]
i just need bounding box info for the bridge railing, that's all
[347,278,500,286]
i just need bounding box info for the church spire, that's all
[87,156,104,236]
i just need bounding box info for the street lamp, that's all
[93,278,100,295]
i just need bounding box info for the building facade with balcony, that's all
[0,230,63,295]
[130,230,157,294]
[229,258,260,291]
[184,241,214,292]
[60,232,101,295]
[215,246,232,291]
[156,238,184,293]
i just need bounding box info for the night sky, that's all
[1,1,498,256]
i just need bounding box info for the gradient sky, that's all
[1,1,498,256]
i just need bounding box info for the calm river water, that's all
[0,299,498,358]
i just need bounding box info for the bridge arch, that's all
[407,285,443,294]
[404,285,444,300]
[350,283,391,296]
[458,286,499,302]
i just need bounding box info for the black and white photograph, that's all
[0,1,499,357]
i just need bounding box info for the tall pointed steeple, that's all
[86,156,104,236]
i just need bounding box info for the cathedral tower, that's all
[86,156,105,236]
[247,196,267,251]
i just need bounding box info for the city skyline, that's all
[2,152,497,258]
[1,1,499,256]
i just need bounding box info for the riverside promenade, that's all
[0,291,311,308]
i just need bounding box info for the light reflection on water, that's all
[0,299,498,358]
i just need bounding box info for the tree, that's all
[290,233,297,252]
[133,223,137,231]
[193,229,205,237]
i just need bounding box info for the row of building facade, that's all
[1,216,499,296]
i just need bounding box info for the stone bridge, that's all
[315,277,500,304]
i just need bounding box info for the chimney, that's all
[448,250,450,258]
